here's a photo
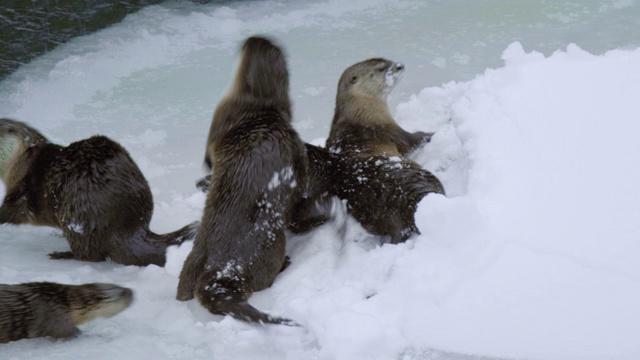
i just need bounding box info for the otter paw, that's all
[196,175,212,193]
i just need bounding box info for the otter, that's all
[196,143,441,244]
[0,119,198,266]
[195,144,332,234]
[326,58,433,157]
[176,36,306,325]
[0,282,133,343]
[324,58,445,243]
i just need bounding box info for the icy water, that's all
[1,1,639,359]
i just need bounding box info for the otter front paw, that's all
[196,175,212,193]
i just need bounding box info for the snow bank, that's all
[393,42,640,359]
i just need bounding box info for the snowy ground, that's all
[2,1,640,359]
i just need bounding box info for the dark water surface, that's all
[0,0,166,80]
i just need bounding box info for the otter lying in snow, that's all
[0,282,133,343]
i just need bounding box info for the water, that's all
[0,0,165,80]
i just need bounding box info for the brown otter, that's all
[195,144,332,234]
[324,58,445,243]
[326,58,433,157]
[0,118,198,266]
[0,282,133,343]
[176,36,306,325]
[196,143,442,243]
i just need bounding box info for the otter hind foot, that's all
[48,251,75,260]
[196,269,295,326]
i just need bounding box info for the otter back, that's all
[0,118,198,266]
[177,36,305,325]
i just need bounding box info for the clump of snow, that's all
[66,221,84,235]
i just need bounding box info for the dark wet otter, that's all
[323,58,445,243]
[196,144,442,244]
[195,143,334,235]
[176,36,306,325]
[0,282,133,343]
[0,118,198,266]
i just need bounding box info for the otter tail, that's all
[147,221,200,246]
[195,268,297,326]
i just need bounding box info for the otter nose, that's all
[394,63,405,72]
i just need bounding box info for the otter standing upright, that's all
[327,58,432,158]
[177,36,306,325]
[0,119,198,266]
[325,58,445,243]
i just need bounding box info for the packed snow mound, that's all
[2,43,640,360]
[393,42,640,359]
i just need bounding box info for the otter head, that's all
[337,58,405,100]
[68,283,133,325]
[228,35,291,115]
[0,130,20,181]
[0,119,48,182]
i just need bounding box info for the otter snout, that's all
[383,62,405,93]
[95,283,134,304]
[391,62,404,73]
[66,283,134,325]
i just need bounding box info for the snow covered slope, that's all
[1,1,640,359]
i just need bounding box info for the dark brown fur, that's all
[0,282,132,343]
[300,144,444,243]
[323,58,445,243]
[196,145,332,234]
[177,36,306,325]
[0,118,198,266]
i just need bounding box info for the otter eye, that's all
[350,75,358,84]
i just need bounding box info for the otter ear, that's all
[350,75,358,84]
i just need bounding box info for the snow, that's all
[2,1,640,359]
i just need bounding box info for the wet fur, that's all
[0,282,132,343]
[177,36,306,325]
[324,58,445,243]
[0,118,198,266]
[196,145,332,234]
